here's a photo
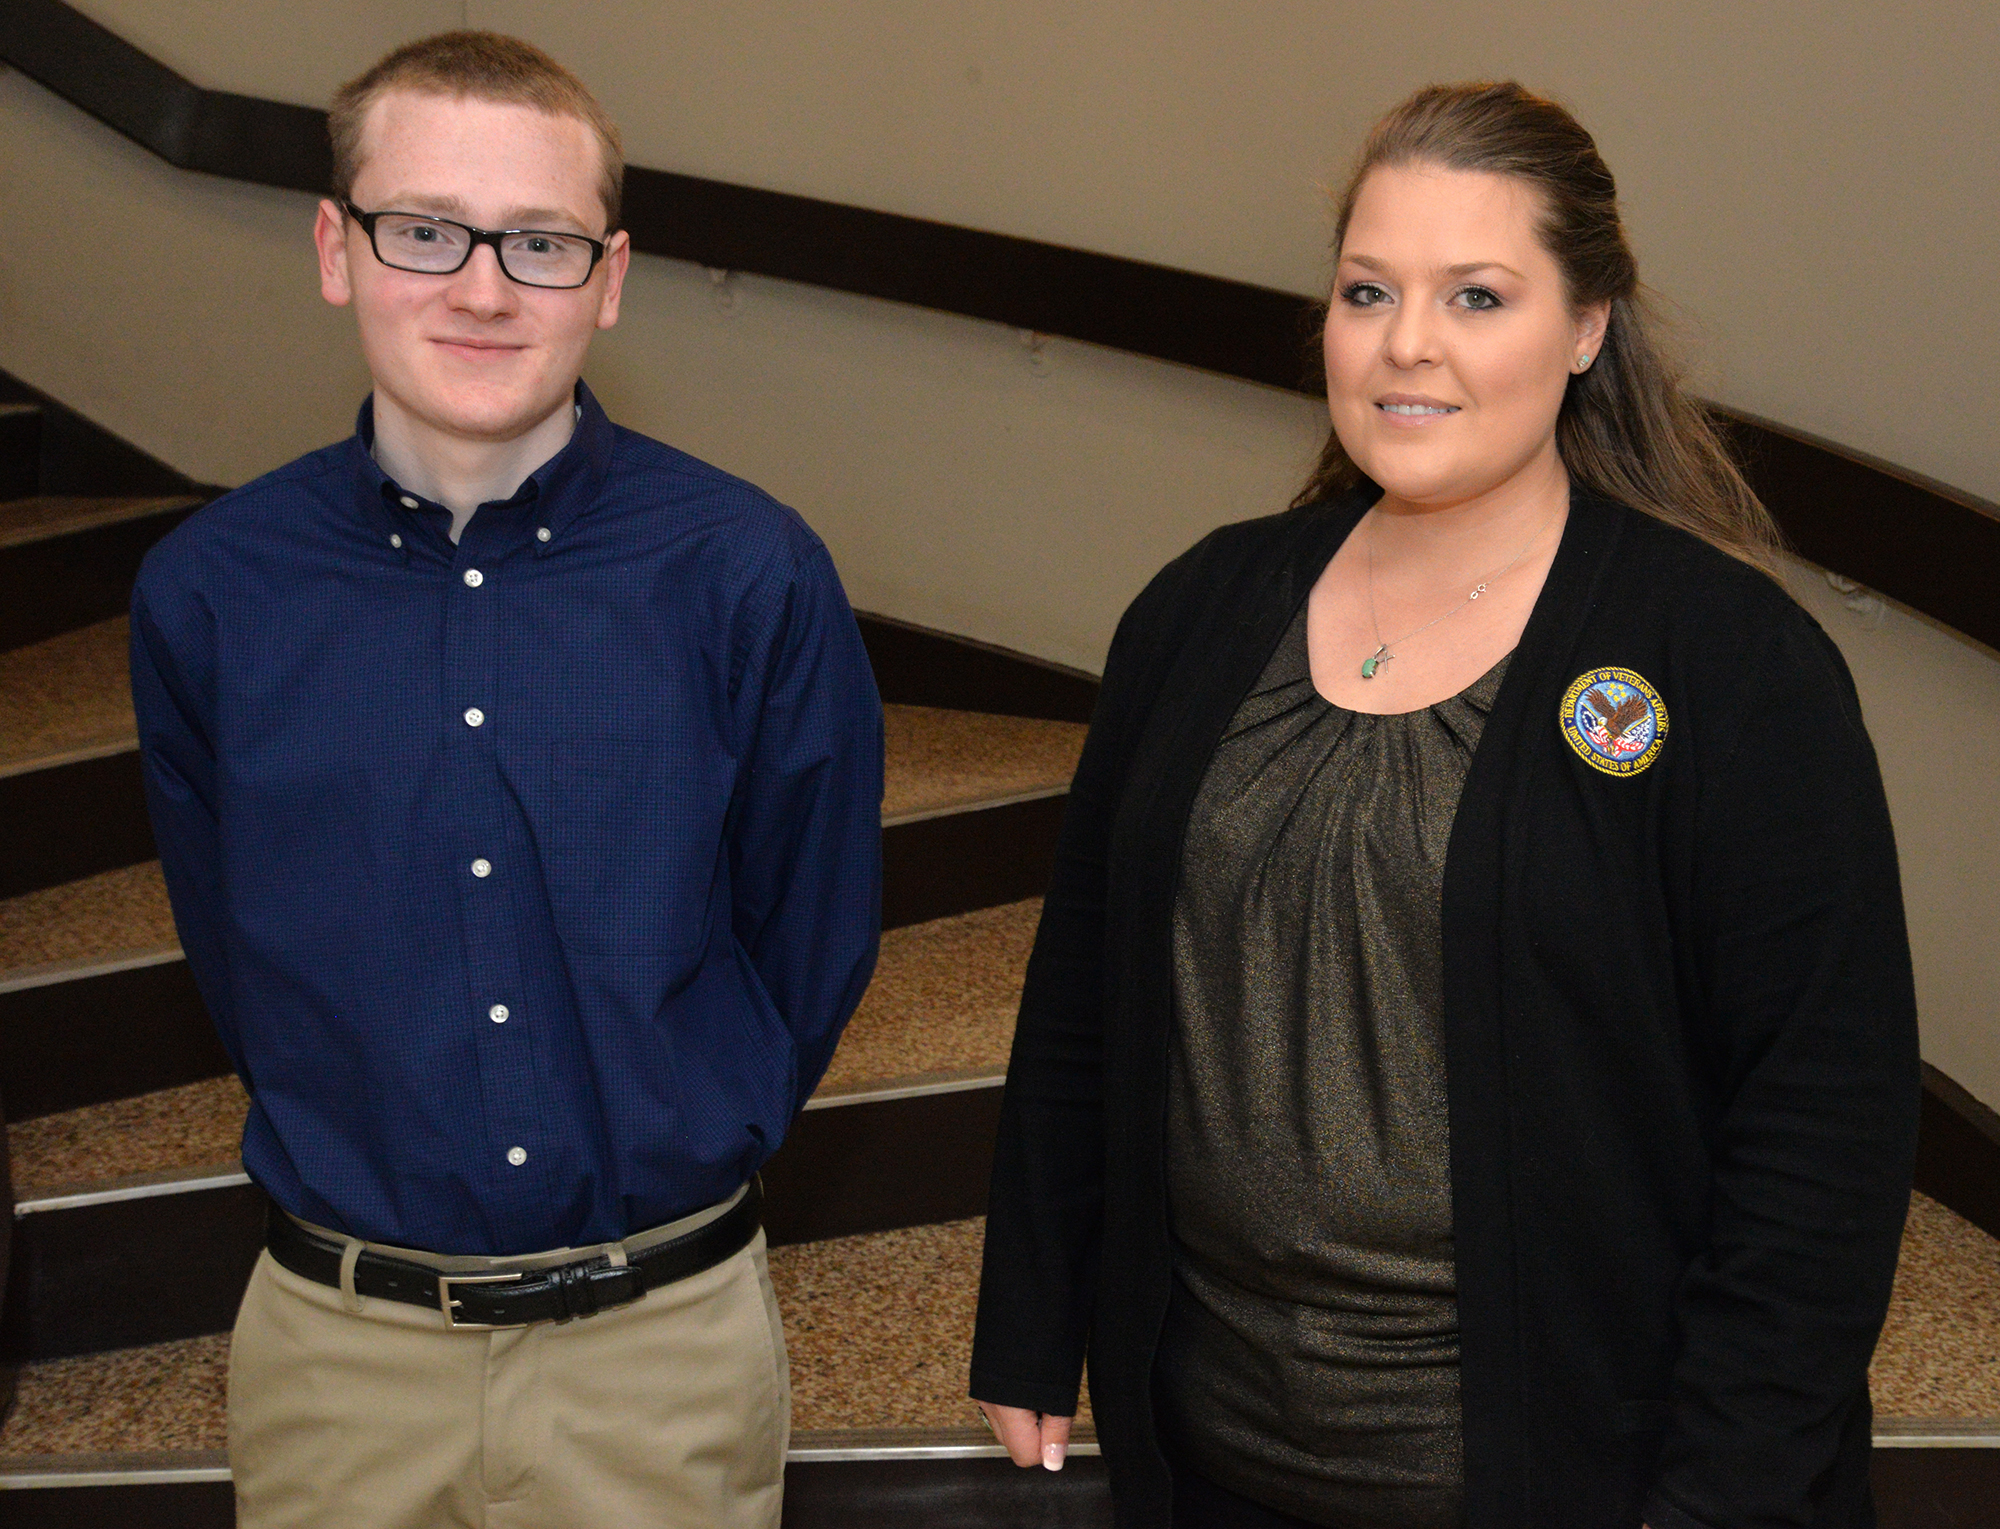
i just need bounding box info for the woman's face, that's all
[1323,164,1607,509]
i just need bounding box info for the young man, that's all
[130,33,883,1529]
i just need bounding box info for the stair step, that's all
[817,897,1036,1094]
[0,496,200,553]
[7,1076,245,1204]
[0,625,1083,809]
[2,901,1038,1358]
[779,1219,1081,1433]
[1870,1189,2000,1419]
[0,608,1087,795]
[0,667,1082,895]
[0,864,175,979]
[5,1197,1996,1468]
[0,617,131,776]
[881,706,1084,823]
[0,1220,1047,1462]
[5,898,1038,1200]
[0,704,1070,1112]
[0,852,1046,1124]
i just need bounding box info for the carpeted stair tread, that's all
[0,709,1072,977]
[880,705,1085,821]
[0,1219,1044,1457]
[0,494,199,552]
[0,1334,229,1460]
[0,616,132,774]
[816,898,1038,1093]
[5,900,1040,1196]
[6,1074,247,1200]
[772,1217,1095,1431]
[0,861,177,978]
[1870,1191,2000,1418]
[0,637,1080,810]
[2,1197,1993,1464]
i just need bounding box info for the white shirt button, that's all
[399,495,419,510]
[389,533,403,549]
[462,568,484,588]
[463,707,485,728]
[536,527,551,543]
[470,858,492,878]
[489,1003,509,1023]
[506,1146,528,1167]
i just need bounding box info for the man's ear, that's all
[316,199,355,307]
[595,230,632,330]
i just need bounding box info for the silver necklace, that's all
[1360,509,1557,678]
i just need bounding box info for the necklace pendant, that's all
[1361,646,1390,679]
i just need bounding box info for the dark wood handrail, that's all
[3,0,1996,651]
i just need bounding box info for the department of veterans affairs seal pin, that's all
[1560,667,1668,776]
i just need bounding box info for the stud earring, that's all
[1577,353,1592,369]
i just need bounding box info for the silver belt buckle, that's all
[438,1270,528,1329]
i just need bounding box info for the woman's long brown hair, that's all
[1294,82,1782,570]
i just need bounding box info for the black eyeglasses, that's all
[341,201,608,289]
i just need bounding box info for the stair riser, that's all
[0,749,152,900]
[0,1482,235,1529]
[7,742,1066,913]
[783,1457,1114,1527]
[765,1085,1001,1245]
[0,408,40,500]
[2,1086,1002,1361]
[1,801,1060,1118]
[7,1454,1999,1528]
[1,1184,265,1360]
[0,961,228,1122]
[859,613,1097,724]
[0,506,195,652]
[0,1460,1117,1528]
[882,793,1065,929]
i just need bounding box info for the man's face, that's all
[314,91,630,446]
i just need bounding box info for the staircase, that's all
[2,376,1996,1528]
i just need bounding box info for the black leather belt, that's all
[266,1179,762,1329]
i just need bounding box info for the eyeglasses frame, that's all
[340,200,610,290]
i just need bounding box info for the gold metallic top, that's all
[1160,602,1509,1528]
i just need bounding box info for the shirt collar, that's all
[350,380,616,558]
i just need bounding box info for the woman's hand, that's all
[976,1401,1072,1470]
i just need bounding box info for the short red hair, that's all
[328,31,624,229]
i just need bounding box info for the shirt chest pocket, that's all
[534,736,737,965]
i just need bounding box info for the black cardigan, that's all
[970,488,1920,1529]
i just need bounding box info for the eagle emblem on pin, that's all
[1560,667,1667,775]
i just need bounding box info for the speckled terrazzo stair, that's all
[1,897,1044,1361]
[4,898,1040,1207]
[5,1199,1998,1486]
[0,621,1080,824]
[0,616,134,777]
[0,698,1077,1127]
[0,1219,1076,1468]
[0,861,178,981]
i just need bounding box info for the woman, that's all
[970,83,1918,1529]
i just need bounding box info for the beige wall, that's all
[3,4,1997,1106]
[1785,567,2000,1111]
[506,0,2000,509]
[56,0,2000,508]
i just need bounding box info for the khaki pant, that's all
[228,1196,789,1529]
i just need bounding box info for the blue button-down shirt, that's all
[131,384,883,1255]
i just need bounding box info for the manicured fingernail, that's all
[1043,1442,1066,1471]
